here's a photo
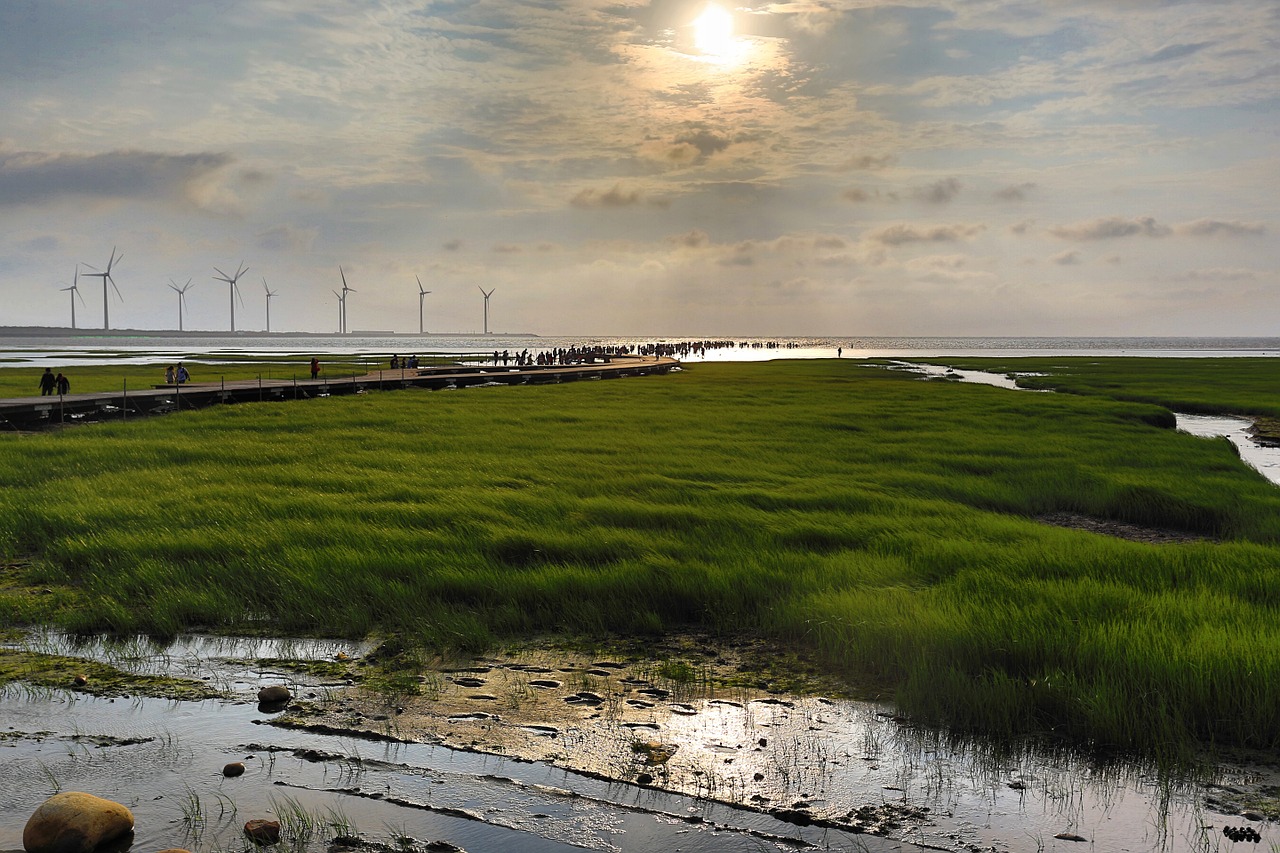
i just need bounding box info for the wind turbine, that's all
[332,290,344,333]
[81,247,123,330]
[212,262,248,332]
[416,275,431,335]
[338,267,356,334]
[60,266,85,329]
[262,278,278,333]
[168,278,194,332]
[478,286,494,335]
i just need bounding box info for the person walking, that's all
[39,368,56,396]
[165,365,176,384]
[176,363,190,384]
[55,373,70,395]
[310,357,320,379]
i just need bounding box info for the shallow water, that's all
[2,634,1275,853]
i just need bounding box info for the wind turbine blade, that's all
[75,289,85,306]
[213,267,229,282]
[417,275,425,294]
[109,275,123,301]
[74,266,79,286]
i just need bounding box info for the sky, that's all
[1,0,1277,337]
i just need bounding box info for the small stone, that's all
[1053,832,1087,842]
[244,818,281,845]
[637,772,654,785]
[753,772,765,781]
[223,762,246,778]
[72,674,88,687]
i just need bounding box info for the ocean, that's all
[4,331,1280,368]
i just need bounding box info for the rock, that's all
[637,772,654,785]
[72,675,88,687]
[243,819,281,845]
[223,762,246,777]
[23,791,135,853]
[1053,832,1088,842]
[257,685,291,704]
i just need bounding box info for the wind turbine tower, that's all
[60,266,85,329]
[478,286,494,335]
[338,267,356,334]
[416,275,431,335]
[262,278,278,333]
[168,278,194,332]
[81,247,123,330]
[332,290,344,333]
[212,262,248,332]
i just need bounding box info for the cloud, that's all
[257,225,317,252]
[1051,250,1081,266]
[669,229,711,248]
[1008,219,1035,235]
[1138,42,1215,64]
[1049,216,1171,241]
[914,178,962,204]
[995,183,1036,202]
[570,184,665,209]
[1172,268,1260,282]
[868,223,986,246]
[1174,219,1267,237]
[443,240,463,252]
[841,154,896,171]
[0,149,231,207]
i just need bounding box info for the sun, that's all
[692,3,735,57]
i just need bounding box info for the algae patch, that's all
[0,648,224,701]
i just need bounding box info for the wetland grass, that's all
[2,359,1280,760]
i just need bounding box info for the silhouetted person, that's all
[55,373,69,395]
[39,368,56,396]
[310,357,320,379]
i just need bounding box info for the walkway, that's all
[0,354,680,430]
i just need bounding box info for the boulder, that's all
[257,685,291,704]
[222,762,246,778]
[243,819,281,845]
[23,792,134,853]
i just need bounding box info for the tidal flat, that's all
[2,356,1280,850]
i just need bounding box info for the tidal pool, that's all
[2,634,1275,853]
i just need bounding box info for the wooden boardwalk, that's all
[0,354,680,430]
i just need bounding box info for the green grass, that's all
[910,355,1280,416]
[0,352,466,398]
[2,357,1280,762]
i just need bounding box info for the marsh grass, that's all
[2,360,1280,761]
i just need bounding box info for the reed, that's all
[2,358,1279,760]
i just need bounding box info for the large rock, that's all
[23,792,134,853]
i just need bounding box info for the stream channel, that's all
[4,365,1279,853]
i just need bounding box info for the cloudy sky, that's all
[2,0,1277,337]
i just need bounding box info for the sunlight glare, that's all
[693,3,735,57]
